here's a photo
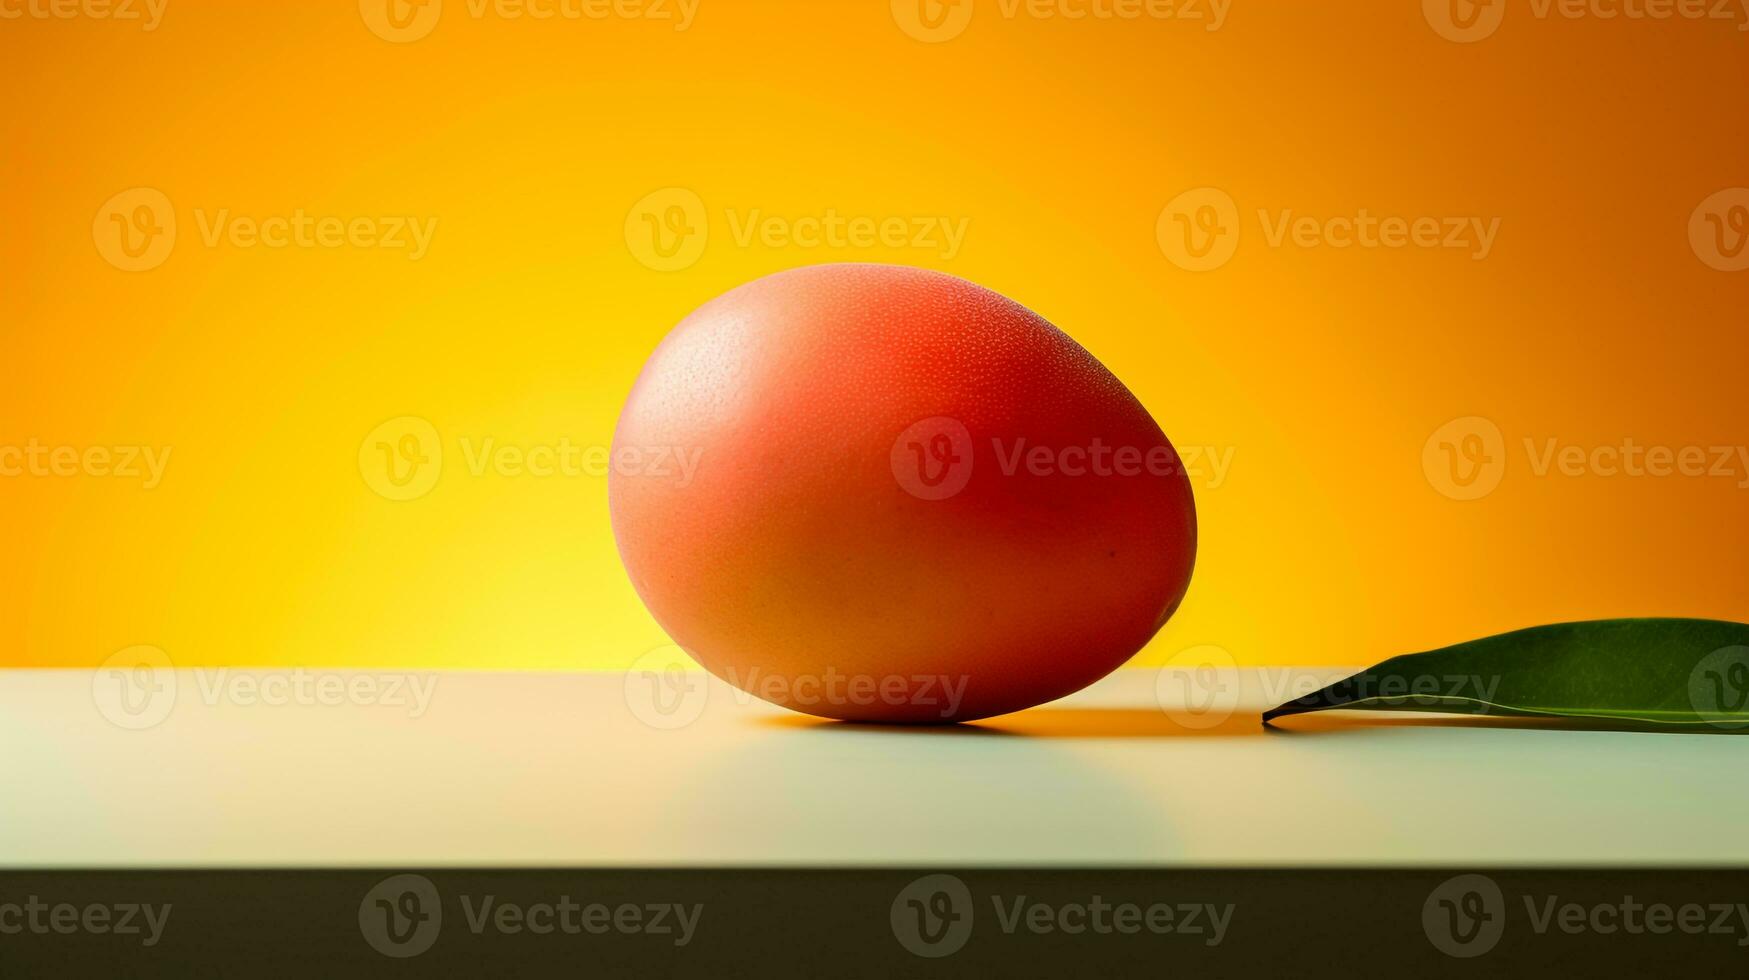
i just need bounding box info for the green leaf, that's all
[1262,618,1749,729]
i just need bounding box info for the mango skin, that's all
[610,264,1196,723]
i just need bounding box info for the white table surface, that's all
[4,667,1743,867]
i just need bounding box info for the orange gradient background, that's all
[2,0,1746,670]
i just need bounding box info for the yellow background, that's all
[3,0,1746,669]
